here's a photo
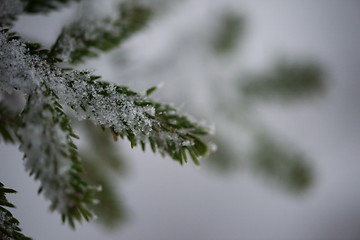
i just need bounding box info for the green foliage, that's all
[0,182,32,240]
[207,58,323,192]
[139,102,209,165]
[250,134,313,192]
[50,70,210,165]
[242,60,324,101]
[51,3,152,64]
[212,12,244,54]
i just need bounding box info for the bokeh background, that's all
[1,0,360,239]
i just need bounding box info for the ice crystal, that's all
[51,3,152,64]
[48,71,156,141]
[0,29,209,161]
[0,32,40,95]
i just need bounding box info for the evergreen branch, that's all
[1,27,210,230]
[50,3,152,64]
[1,30,98,227]
[0,29,45,95]
[1,28,210,165]
[241,60,324,101]
[0,182,33,240]
[212,12,244,54]
[48,71,210,165]
[250,134,313,192]
[17,85,99,228]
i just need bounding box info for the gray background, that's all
[1,0,360,239]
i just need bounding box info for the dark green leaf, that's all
[51,3,152,64]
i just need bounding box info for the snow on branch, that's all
[0,19,211,227]
[1,28,211,164]
[51,2,152,64]
[18,85,98,228]
[0,29,40,95]
[241,60,324,101]
[50,70,210,165]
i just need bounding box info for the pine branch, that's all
[17,84,99,228]
[0,29,46,95]
[1,29,98,227]
[0,182,33,240]
[250,134,313,192]
[241,60,324,101]
[1,10,211,229]
[50,3,152,64]
[48,70,210,165]
[17,84,98,228]
[1,28,211,165]
[1,23,211,228]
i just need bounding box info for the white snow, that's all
[0,32,40,95]
[0,19,206,217]
[17,86,73,214]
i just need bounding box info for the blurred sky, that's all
[1,0,360,239]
